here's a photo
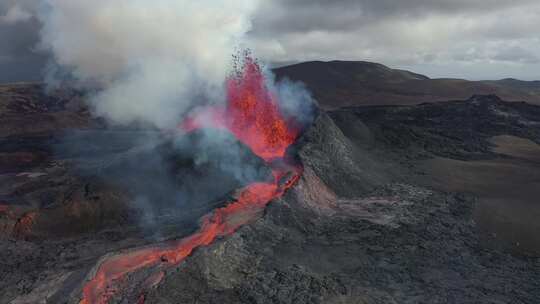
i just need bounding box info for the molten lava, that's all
[80,55,303,304]
[182,56,299,162]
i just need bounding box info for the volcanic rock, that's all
[1,86,540,304]
[140,107,540,304]
[274,61,540,108]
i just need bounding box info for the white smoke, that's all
[0,4,32,24]
[38,0,260,128]
[35,1,315,234]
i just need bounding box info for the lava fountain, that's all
[79,55,304,304]
[182,56,299,162]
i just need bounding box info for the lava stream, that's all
[80,55,303,304]
[80,177,298,304]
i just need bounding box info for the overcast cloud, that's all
[1,0,540,82]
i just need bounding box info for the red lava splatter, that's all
[80,54,303,304]
[12,211,37,238]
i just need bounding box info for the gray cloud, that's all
[493,46,539,64]
[1,4,31,24]
[0,1,46,82]
[251,0,538,35]
[1,0,540,82]
[248,0,540,80]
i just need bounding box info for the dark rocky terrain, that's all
[274,61,540,108]
[1,82,540,304]
[142,95,540,304]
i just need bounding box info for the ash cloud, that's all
[56,129,271,237]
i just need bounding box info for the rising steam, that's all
[28,4,315,301]
[38,0,261,128]
[36,1,315,239]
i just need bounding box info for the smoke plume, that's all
[37,1,315,236]
[38,0,260,128]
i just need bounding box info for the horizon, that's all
[2,2,540,302]
[1,59,538,85]
[1,1,540,83]
[270,60,540,82]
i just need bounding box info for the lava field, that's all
[1,82,540,303]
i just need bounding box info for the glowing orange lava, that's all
[182,56,299,162]
[80,55,303,304]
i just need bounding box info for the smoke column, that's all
[35,0,315,236]
[38,0,260,129]
[32,3,316,302]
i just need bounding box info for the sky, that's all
[1,0,540,82]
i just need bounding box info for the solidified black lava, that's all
[2,91,540,304]
[143,101,540,304]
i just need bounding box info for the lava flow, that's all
[79,55,303,304]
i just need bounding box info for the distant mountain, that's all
[273,61,540,109]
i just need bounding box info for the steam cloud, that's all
[35,1,314,235]
[38,0,261,128]
[0,4,32,24]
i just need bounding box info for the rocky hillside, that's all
[1,84,540,303]
[274,61,540,108]
[140,95,540,304]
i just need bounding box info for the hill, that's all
[1,82,540,303]
[274,61,540,108]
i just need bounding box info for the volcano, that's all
[77,55,305,304]
[1,62,540,304]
